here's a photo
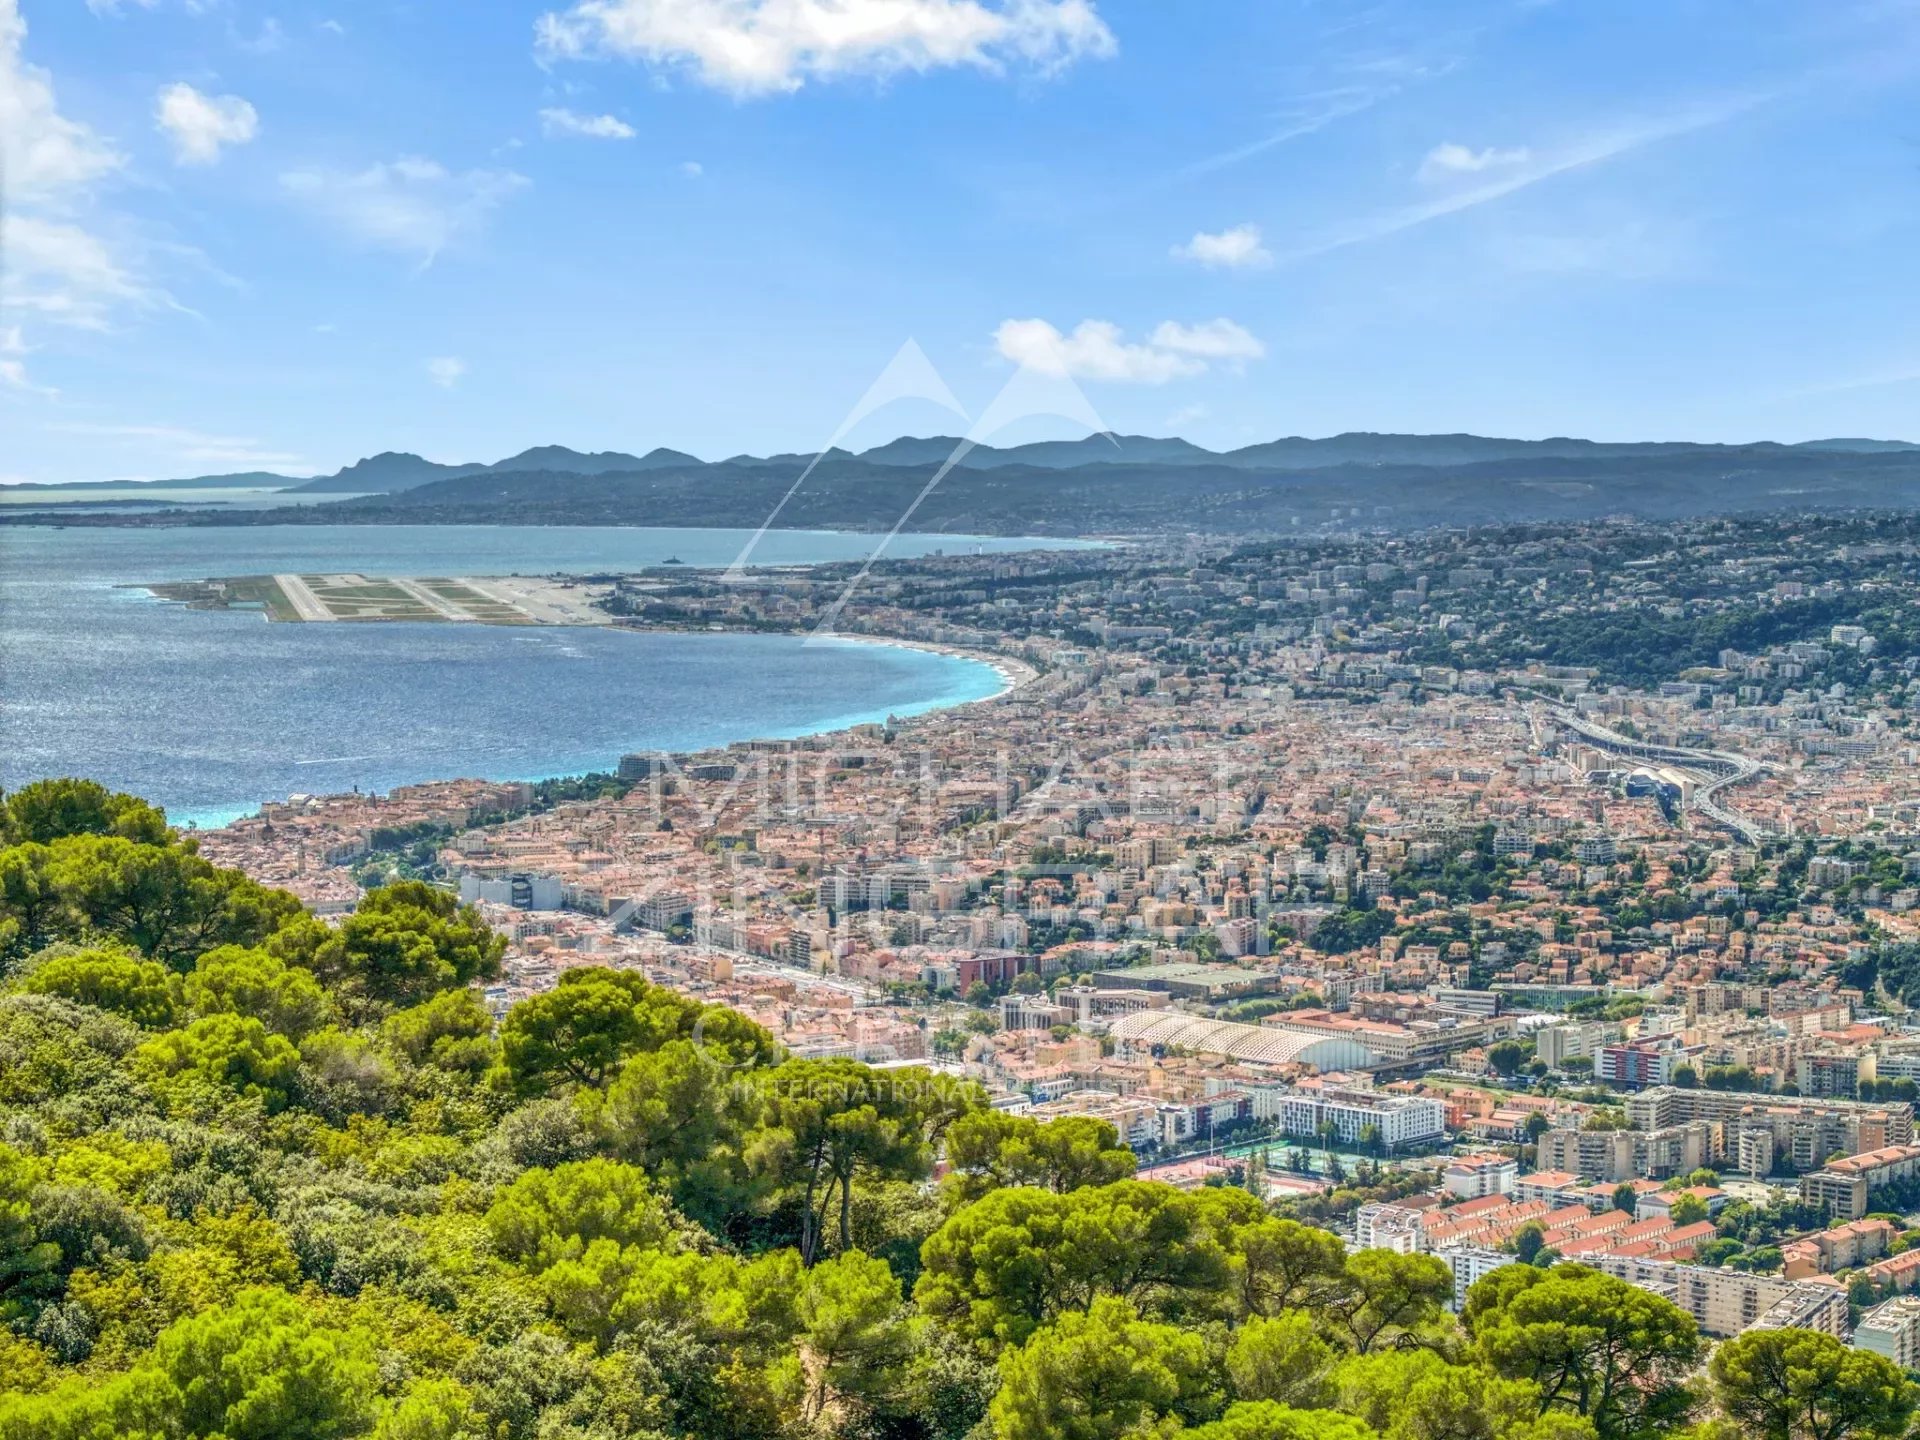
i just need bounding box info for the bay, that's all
[0,524,1089,827]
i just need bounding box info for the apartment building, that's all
[1854,1295,1920,1370]
[1443,1154,1519,1200]
[1596,1041,1685,1089]
[1535,1021,1615,1070]
[1590,1255,1849,1339]
[1271,1087,1448,1151]
[1628,1087,1913,1170]
[1536,1121,1715,1183]
[1799,1144,1920,1221]
[1781,1218,1896,1278]
[1355,1200,1435,1254]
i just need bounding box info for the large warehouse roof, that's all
[1107,1010,1377,1072]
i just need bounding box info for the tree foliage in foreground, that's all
[0,780,1904,1440]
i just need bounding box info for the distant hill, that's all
[852,433,1214,469]
[481,445,703,475]
[286,452,488,495]
[1788,437,1920,454]
[14,431,1920,525]
[85,442,1917,538]
[0,471,305,493]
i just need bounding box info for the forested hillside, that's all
[0,779,1912,1440]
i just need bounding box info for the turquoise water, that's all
[0,525,1085,827]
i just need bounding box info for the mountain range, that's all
[13,431,1920,536]
[16,430,1917,498]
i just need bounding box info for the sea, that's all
[0,524,1093,828]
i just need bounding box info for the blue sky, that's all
[4,0,1920,483]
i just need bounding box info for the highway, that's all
[1516,690,1768,845]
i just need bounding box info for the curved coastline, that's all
[174,627,1025,833]
[6,523,1074,835]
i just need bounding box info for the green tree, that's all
[1709,1327,1917,1440]
[296,880,503,1007]
[942,1110,1136,1205]
[1668,1193,1710,1227]
[13,947,180,1028]
[500,965,773,1095]
[131,1011,302,1112]
[3,779,169,847]
[379,986,498,1076]
[0,1144,60,1323]
[1317,1249,1453,1354]
[1230,1216,1350,1316]
[794,1250,913,1426]
[484,1158,677,1272]
[1471,1263,1700,1440]
[1487,1041,1530,1078]
[184,944,332,1038]
[1225,1311,1338,1408]
[916,1181,1261,1350]
[590,1038,761,1228]
[0,843,61,959]
[44,834,300,970]
[0,1287,377,1440]
[499,968,659,1092]
[987,1296,1220,1440]
[752,1058,975,1265]
[1181,1401,1381,1440]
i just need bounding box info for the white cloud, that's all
[0,0,196,384]
[539,106,636,139]
[2,0,122,202]
[155,82,259,165]
[281,158,528,261]
[993,317,1263,384]
[426,356,467,389]
[1171,222,1272,270]
[680,159,703,177]
[1417,141,1530,184]
[0,325,53,393]
[2,213,156,330]
[535,0,1115,97]
[1149,318,1264,363]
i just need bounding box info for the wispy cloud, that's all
[281,157,528,263]
[1180,85,1397,179]
[49,422,305,469]
[426,356,467,389]
[1780,364,1920,400]
[1275,92,1768,264]
[539,107,635,139]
